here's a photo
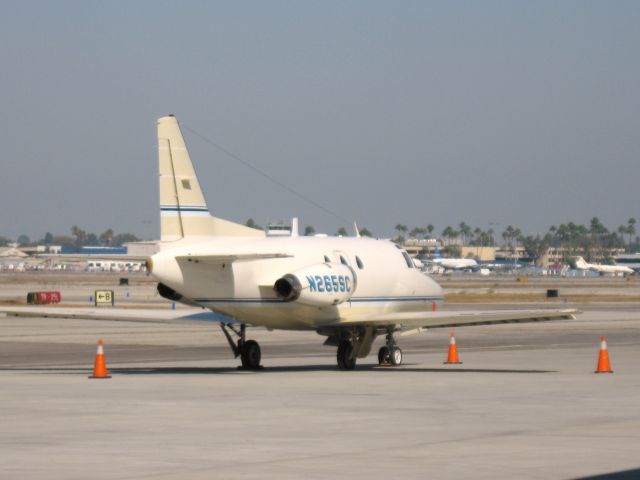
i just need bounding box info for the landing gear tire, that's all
[337,340,356,370]
[240,340,261,369]
[390,346,403,366]
[378,346,391,366]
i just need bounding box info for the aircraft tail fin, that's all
[574,256,589,269]
[157,115,264,242]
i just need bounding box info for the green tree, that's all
[112,233,140,245]
[336,227,348,236]
[395,224,408,235]
[304,225,316,236]
[71,225,87,248]
[245,218,262,230]
[626,218,637,249]
[394,224,408,244]
[519,234,552,266]
[409,227,426,239]
[441,226,458,244]
[459,222,471,245]
[426,224,435,237]
[360,228,372,237]
[0,236,11,247]
[99,229,114,245]
[502,225,521,251]
[43,232,54,244]
[17,234,30,246]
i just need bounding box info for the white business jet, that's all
[0,116,577,370]
[574,256,634,276]
[145,116,576,369]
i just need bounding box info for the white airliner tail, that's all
[157,115,264,242]
[574,256,590,270]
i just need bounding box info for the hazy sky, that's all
[1,1,639,240]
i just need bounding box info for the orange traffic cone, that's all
[594,336,613,374]
[444,333,462,364]
[89,340,112,379]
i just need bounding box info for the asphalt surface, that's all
[1,305,640,479]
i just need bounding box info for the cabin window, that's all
[324,255,330,263]
[355,256,364,269]
[402,251,414,268]
[340,255,348,266]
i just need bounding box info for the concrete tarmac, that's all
[2,306,640,479]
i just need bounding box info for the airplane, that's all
[574,256,634,276]
[0,115,577,370]
[429,250,479,271]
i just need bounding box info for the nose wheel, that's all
[220,323,262,370]
[240,339,262,369]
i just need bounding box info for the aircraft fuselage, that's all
[151,236,443,330]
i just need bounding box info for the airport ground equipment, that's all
[26,291,61,305]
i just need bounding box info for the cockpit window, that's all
[401,251,414,268]
[339,255,348,266]
[355,256,364,269]
[324,255,330,263]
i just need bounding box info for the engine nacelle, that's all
[274,263,357,307]
[157,282,182,302]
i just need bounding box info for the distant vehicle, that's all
[574,256,634,275]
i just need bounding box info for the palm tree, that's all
[395,224,408,236]
[409,227,426,239]
[426,224,435,237]
[441,226,459,245]
[459,222,471,245]
[99,229,114,245]
[627,218,637,246]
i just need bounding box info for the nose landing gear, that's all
[220,323,262,370]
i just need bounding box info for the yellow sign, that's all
[95,290,114,306]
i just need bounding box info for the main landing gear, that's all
[220,323,262,370]
[332,327,403,370]
[377,330,403,367]
[337,340,356,370]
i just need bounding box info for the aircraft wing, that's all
[0,306,237,324]
[35,254,150,262]
[175,253,293,264]
[334,308,577,330]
